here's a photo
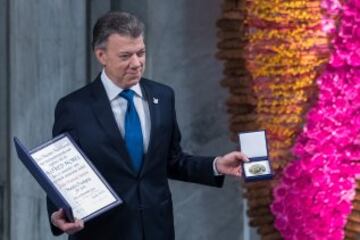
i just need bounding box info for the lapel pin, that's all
[153,97,159,104]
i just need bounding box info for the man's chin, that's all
[122,77,141,88]
[130,76,141,83]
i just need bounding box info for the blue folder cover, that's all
[13,134,122,222]
[14,136,74,221]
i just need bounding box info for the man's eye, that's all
[119,55,130,60]
[137,51,145,57]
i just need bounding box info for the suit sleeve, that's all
[47,98,79,236]
[166,89,224,187]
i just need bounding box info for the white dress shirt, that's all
[101,70,151,152]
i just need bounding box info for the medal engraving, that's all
[249,163,266,175]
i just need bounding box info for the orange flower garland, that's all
[217,0,335,239]
[246,0,330,168]
[243,1,332,238]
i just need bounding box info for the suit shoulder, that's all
[141,78,174,95]
[57,81,95,105]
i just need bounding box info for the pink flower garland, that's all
[271,0,360,239]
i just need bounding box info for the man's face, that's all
[95,34,146,89]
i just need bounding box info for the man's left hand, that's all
[215,151,249,177]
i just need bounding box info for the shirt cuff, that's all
[213,156,223,176]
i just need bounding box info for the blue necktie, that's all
[120,89,144,173]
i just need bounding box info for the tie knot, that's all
[120,89,135,102]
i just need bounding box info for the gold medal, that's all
[249,163,266,175]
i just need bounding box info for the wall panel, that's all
[9,1,87,239]
[0,0,9,239]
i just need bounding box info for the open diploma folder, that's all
[239,130,273,182]
[14,134,122,222]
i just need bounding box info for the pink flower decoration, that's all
[348,49,360,66]
[330,52,345,67]
[271,0,360,239]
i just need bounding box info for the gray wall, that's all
[6,0,87,239]
[0,0,9,238]
[1,1,244,239]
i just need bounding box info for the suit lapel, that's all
[89,78,135,176]
[140,79,160,176]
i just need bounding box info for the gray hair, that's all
[92,11,145,50]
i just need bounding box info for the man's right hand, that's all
[51,209,84,234]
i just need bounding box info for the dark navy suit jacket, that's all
[47,76,224,240]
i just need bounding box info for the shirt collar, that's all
[100,69,143,101]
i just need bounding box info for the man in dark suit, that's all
[48,11,249,240]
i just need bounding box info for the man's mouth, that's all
[127,71,141,75]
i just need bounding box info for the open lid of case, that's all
[239,130,268,161]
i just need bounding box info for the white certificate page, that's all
[31,136,117,220]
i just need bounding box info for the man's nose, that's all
[129,55,141,68]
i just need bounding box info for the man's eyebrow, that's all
[118,48,146,54]
[118,51,132,55]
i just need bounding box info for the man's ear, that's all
[94,48,106,66]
